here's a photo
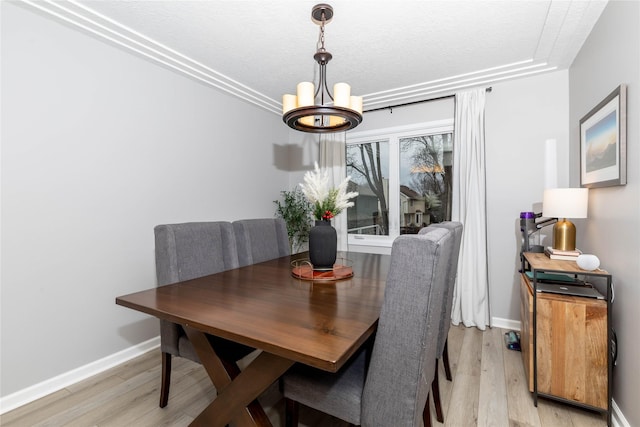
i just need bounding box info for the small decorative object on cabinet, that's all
[520,252,613,426]
[577,253,600,271]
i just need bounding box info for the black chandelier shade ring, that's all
[283,106,363,133]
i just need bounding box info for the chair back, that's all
[420,221,463,357]
[154,221,239,286]
[233,218,290,267]
[361,228,453,426]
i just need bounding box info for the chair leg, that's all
[285,398,299,427]
[423,392,432,427]
[159,352,171,408]
[443,338,452,381]
[431,359,444,423]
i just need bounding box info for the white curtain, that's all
[451,88,490,330]
[319,132,348,251]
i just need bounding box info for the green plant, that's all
[274,188,313,253]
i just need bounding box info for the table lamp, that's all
[542,188,589,251]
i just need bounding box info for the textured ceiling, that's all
[23,0,607,114]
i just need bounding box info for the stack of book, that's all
[544,246,582,260]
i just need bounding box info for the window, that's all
[346,120,454,247]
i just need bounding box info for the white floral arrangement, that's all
[300,162,359,221]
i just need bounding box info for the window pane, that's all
[346,141,390,236]
[399,133,452,234]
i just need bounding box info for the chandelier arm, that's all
[314,65,322,99]
[321,64,333,103]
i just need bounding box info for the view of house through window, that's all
[346,140,390,236]
[346,121,454,246]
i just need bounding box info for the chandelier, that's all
[282,4,363,133]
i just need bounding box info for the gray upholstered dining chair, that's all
[419,221,463,423]
[154,221,254,408]
[282,227,454,427]
[232,218,290,267]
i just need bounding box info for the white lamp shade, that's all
[542,188,589,219]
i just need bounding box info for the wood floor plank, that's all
[35,366,161,427]
[62,372,160,427]
[443,326,483,426]
[565,404,608,426]
[0,388,72,425]
[112,348,163,382]
[100,362,212,426]
[2,327,611,427]
[432,323,465,426]
[537,400,577,426]
[1,374,125,427]
[503,335,542,427]
[477,327,509,427]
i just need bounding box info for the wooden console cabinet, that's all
[520,252,612,424]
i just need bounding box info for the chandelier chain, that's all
[317,12,326,52]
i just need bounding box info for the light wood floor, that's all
[1,326,607,427]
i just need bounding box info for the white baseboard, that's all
[612,399,631,427]
[0,336,160,415]
[491,316,521,331]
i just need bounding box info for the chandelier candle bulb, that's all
[297,82,315,106]
[282,94,297,114]
[333,83,351,107]
[350,96,363,114]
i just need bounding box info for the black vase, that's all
[309,220,337,270]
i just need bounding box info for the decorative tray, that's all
[291,258,354,281]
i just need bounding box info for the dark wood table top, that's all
[116,252,391,372]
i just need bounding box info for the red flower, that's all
[322,210,335,220]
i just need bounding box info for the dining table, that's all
[115,251,391,427]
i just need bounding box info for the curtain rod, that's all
[363,86,492,113]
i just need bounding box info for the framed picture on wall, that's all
[580,84,627,188]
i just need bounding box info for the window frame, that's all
[346,119,454,249]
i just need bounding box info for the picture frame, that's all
[580,84,627,188]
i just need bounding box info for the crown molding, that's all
[361,60,558,110]
[19,0,282,115]
[18,0,564,116]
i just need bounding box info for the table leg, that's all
[183,326,294,427]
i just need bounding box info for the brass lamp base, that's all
[553,219,576,251]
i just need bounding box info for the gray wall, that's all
[1,2,288,398]
[485,71,570,325]
[569,1,640,425]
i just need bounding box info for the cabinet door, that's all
[536,292,608,409]
[519,274,533,391]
